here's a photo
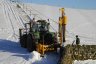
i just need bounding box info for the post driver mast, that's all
[59,8,67,45]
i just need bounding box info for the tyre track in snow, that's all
[13,3,31,23]
[7,3,23,28]
[3,1,25,40]
[7,1,25,28]
[4,1,18,40]
[6,1,25,30]
[9,1,32,27]
[2,0,32,40]
[2,1,14,39]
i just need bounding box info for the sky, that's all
[18,0,96,9]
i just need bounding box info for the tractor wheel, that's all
[20,34,27,48]
[27,34,36,52]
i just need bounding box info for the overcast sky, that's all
[20,0,96,9]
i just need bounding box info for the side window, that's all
[32,23,38,32]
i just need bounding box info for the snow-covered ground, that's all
[0,0,96,64]
[0,39,59,64]
[74,60,96,64]
[0,39,28,64]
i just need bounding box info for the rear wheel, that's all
[20,34,27,48]
[27,33,36,52]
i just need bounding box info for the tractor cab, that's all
[31,20,49,32]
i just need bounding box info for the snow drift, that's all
[26,51,41,64]
[74,60,96,64]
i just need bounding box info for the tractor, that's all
[19,8,67,55]
[19,19,59,55]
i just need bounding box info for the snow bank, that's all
[74,60,96,64]
[25,51,59,64]
[26,51,42,64]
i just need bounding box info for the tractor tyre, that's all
[20,34,27,48]
[27,34,36,52]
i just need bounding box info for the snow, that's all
[0,39,59,64]
[74,60,96,64]
[0,0,96,64]
[27,51,41,63]
[0,39,29,64]
[26,51,59,64]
